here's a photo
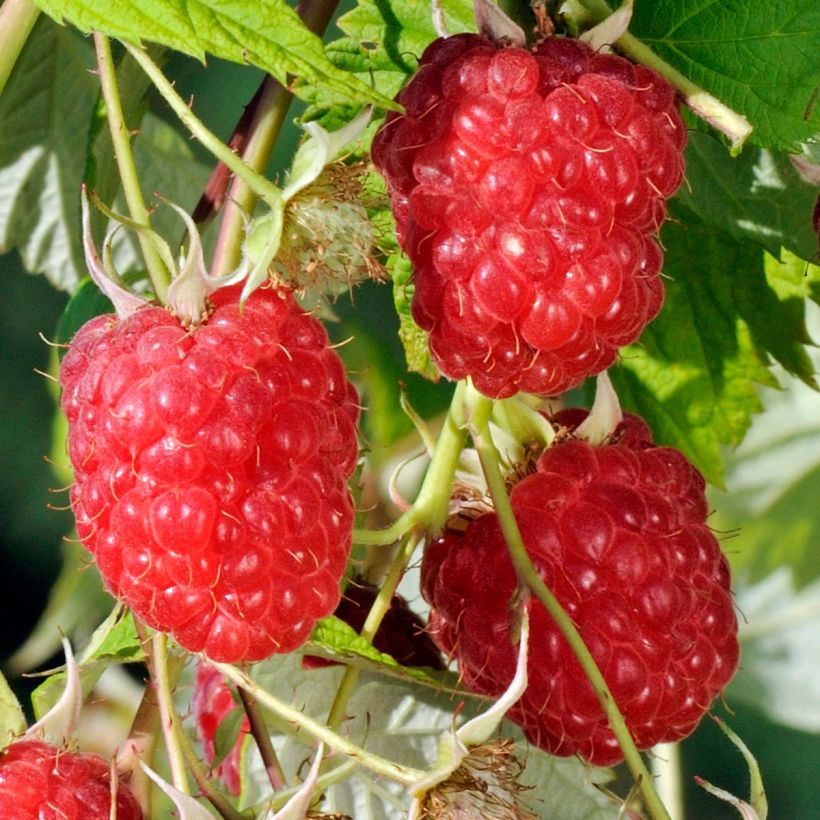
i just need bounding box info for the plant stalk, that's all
[176,725,247,820]
[353,381,469,545]
[0,0,40,96]
[147,633,190,795]
[93,32,171,300]
[570,0,752,152]
[237,684,287,790]
[123,42,283,208]
[326,531,422,731]
[210,660,426,785]
[209,0,344,279]
[465,384,671,820]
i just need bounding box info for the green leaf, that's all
[31,606,143,719]
[678,133,820,262]
[4,542,112,677]
[33,0,395,109]
[0,16,99,291]
[241,651,615,818]
[711,334,820,587]
[630,0,820,151]
[212,705,246,770]
[611,216,779,486]
[391,252,440,382]
[303,0,475,109]
[0,671,26,751]
[309,615,454,690]
[730,570,820,731]
[766,250,820,311]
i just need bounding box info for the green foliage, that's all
[309,615,456,690]
[678,133,819,263]
[1,0,819,815]
[629,0,820,151]
[31,606,142,719]
[0,18,98,291]
[607,216,777,485]
[33,0,395,109]
[0,672,26,751]
[304,0,475,110]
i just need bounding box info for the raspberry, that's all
[192,661,249,795]
[372,35,686,398]
[304,580,446,670]
[60,284,360,663]
[0,738,142,819]
[421,412,738,766]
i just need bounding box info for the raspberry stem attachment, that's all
[567,0,753,153]
[463,381,672,820]
[94,33,171,300]
[354,381,470,545]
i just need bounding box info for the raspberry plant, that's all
[0,0,819,818]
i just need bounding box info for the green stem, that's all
[93,33,171,299]
[0,0,40,96]
[353,381,469,545]
[148,633,190,795]
[326,531,422,731]
[123,42,283,208]
[176,726,247,820]
[210,660,426,785]
[465,383,671,820]
[652,742,684,820]
[209,76,287,278]
[210,0,343,279]
[570,0,752,153]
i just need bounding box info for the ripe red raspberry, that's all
[0,738,142,819]
[421,411,738,766]
[372,35,686,398]
[59,284,360,662]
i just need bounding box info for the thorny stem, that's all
[208,76,289,279]
[465,383,672,820]
[568,0,753,153]
[210,0,344,279]
[147,632,190,796]
[176,725,247,820]
[210,660,426,785]
[237,685,287,791]
[93,33,171,300]
[123,42,283,208]
[326,530,422,731]
[119,669,162,816]
[353,380,469,545]
[0,0,40,95]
